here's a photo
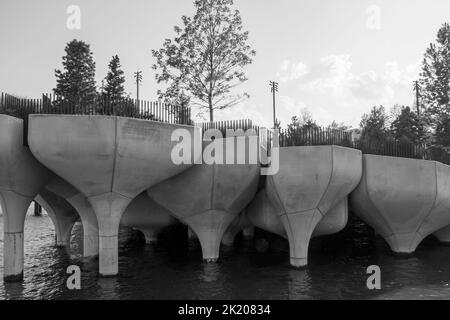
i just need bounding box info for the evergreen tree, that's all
[419,23,450,120]
[54,39,96,110]
[103,55,126,101]
[328,120,350,131]
[390,106,425,144]
[360,106,389,143]
[418,23,450,146]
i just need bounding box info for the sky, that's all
[1,0,449,128]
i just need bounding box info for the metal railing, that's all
[0,92,192,145]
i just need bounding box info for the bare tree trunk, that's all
[208,92,214,122]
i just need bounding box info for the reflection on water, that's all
[1,213,450,299]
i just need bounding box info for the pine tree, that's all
[54,39,97,110]
[390,106,425,144]
[360,106,389,143]
[419,23,450,146]
[104,55,126,101]
[420,23,450,119]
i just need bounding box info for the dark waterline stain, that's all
[1,214,450,300]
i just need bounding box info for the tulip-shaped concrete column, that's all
[221,210,252,246]
[247,189,349,240]
[351,155,450,254]
[121,193,176,244]
[28,115,198,276]
[148,136,260,262]
[434,226,450,244]
[0,115,51,281]
[265,146,361,267]
[45,176,99,257]
[35,191,78,247]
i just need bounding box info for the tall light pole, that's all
[413,80,421,116]
[270,81,279,129]
[134,70,143,101]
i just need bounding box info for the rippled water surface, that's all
[1,212,450,300]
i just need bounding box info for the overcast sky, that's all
[1,0,449,128]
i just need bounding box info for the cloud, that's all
[275,55,421,127]
[277,60,308,82]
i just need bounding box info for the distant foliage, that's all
[390,106,426,144]
[420,23,450,120]
[419,23,450,147]
[360,106,390,143]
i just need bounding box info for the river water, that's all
[1,211,450,300]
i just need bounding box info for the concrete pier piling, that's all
[433,226,450,244]
[221,210,252,246]
[264,146,361,268]
[0,115,51,282]
[45,176,99,257]
[35,191,78,247]
[242,226,255,240]
[121,193,176,245]
[28,115,198,276]
[247,189,349,243]
[148,136,260,262]
[7,109,450,282]
[351,155,450,254]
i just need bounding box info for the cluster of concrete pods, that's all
[2,113,450,282]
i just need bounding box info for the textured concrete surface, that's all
[45,176,99,257]
[29,115,199,276]
[35,190,78,247]
[222,210,252,246]
[121,193,176,244]
[434,225,450,244]
[351,155,450,254]
[247,189,349,239]
[0,115,51,281]
[148,137,260,262]
[265,146,361,267]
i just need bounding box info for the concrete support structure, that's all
[247,190,286,238]
[434,226,450,244]
[28,115,198,276]
[221,210,252,246]
[45,176,99,257]
[187,226,197,241]
[247,189,349,239]
[121,193,176,244]
[35,191,78,247]
[0,115,51,281]
[148,137,260,262]
[351,155,450,254]
[265,146,361,268]
[242,226,255,240]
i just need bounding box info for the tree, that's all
[152,0,256,121]
[103,55,126,101]
[283,111,318,146]
[360,106,389,142]
[54,39,97,110]
[328,121,350,131]
[287,115,317,133]
[419,23,450,121]
[390,106,425,144]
